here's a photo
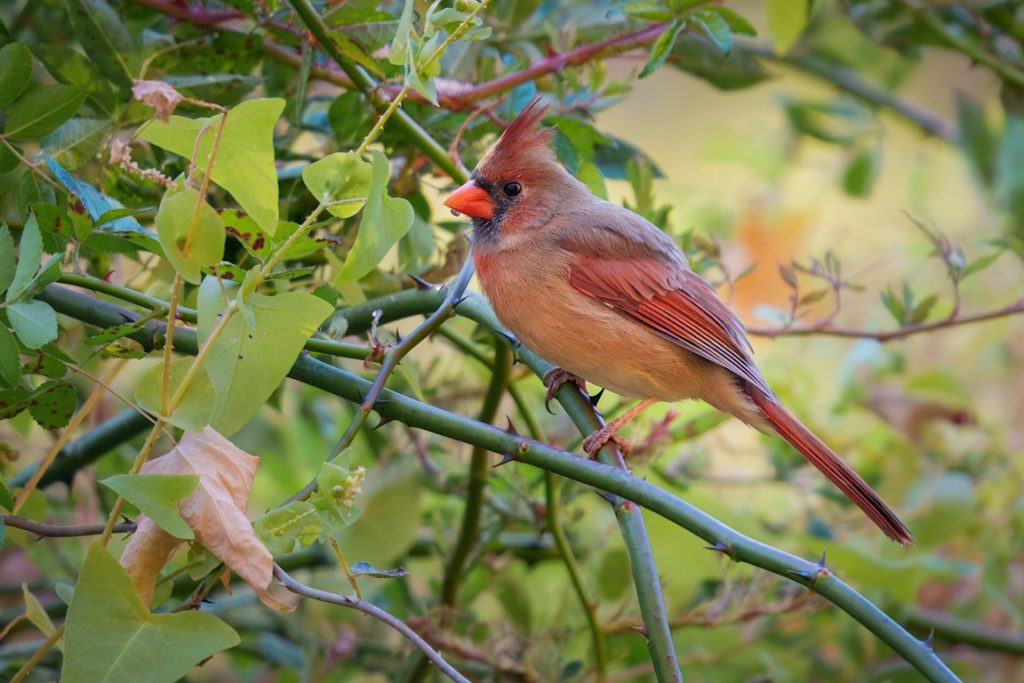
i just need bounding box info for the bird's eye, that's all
[503,181,522,197]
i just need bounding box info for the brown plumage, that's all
[444,99,912,545]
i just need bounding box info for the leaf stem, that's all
[162,274,183,416]
[355,84,410,156]
[8,624,64,683]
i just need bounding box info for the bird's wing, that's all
[561,231,772,396]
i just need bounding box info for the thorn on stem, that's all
[590,388,604,407]
[923,629,935,651]
[408,274,435,290]
[703,541,736,559]
[594,490,617,505]
[493,452,516,468]
[372,416,395,431]
[504,416,520,435]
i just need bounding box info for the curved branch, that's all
[39,283,960,682]
[273,565,471,683]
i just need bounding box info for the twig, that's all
[273,565,471,683]
[9,625,64,683]
[1,514,136,538]
[39,284,961,682]
[746,298,1024,341]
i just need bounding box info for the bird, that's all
[443,99,912,545]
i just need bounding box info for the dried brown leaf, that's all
[132,79,184,123]
[120,427,292,611]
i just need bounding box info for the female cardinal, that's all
[444,100,912,545]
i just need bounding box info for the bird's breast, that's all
[473,246,710,401]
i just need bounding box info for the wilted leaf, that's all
[120,427,291,610]
[141,98,285,234]
[64,542,239,683]
[101,473,198,540]
[132,79,183,122]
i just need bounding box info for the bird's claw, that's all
[583,426,631,459]
[543,368,587,414]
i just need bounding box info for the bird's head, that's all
[444,98,577,248]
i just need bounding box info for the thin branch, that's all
[903,607,1024,656]
[38,282,962,682]
[1,514,136,538]
[746,298,1024,341]
[273,565,471,683]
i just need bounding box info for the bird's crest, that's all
[477,97,555,180]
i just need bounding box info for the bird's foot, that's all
[543,367,587,414]
[582,425,631,459]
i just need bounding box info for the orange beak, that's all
[443,180,494,220]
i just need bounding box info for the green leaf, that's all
[4,84,86,140]
[141,98,285,234]
[0,481,12,511]
[955,92,995,185]
[7,301,58,349]
[961,251,1002,280]
[302,151,373,219]
[0,325,20,388]
[880,287,904,325]
[389,0,415,66]
[155,185,226,284]
[0,225,15,296]
[640,19,685,79]
[254,501,322,554]
[996,116,1024,229]
[0,42,32,107]
[335,151,414,282]
[842,146,881,198]
[66,0,140,89]
[310,461,365,536]
[62,543,239,683]
[22,583,60,649]
[348,560,408,578]
[101,473,198,540]
[20,253,64,302]
[765,0,812,54]
[7,213,43,303]
[705,6,757,36]
[28,380,76,429]
[41,118,109,170]
[691,9,732,54]
[134,357,216,432]
[197,279,334,436]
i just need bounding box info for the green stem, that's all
[355,84,410,156]
[38,285,962,683]
[903,606,1024,656]
[9,625,64,683]
[286,0,465,181]
[440,340,510,605]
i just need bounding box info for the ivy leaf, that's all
[28,380,76,429]
[0,325,20,388]
[197,278,334,436]
[7,301,58,349]
[119,428,291,611]
[302,151,373,219]
[140,98,285,235]
[335,151,414,282]
[101,474,198,540]
[4,84,86,140]
[66,0,140,89]
[155,184,226,284]
[640,19,685,79]
[254,501,323,554]
[63,542,239,683]
[0,42,32,107]
[134,357,217,432]
[41,118,110,170]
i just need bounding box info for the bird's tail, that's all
[746,387,913,546]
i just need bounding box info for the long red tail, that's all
[747,388,913,546]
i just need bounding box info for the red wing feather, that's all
[567,255,772,396]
